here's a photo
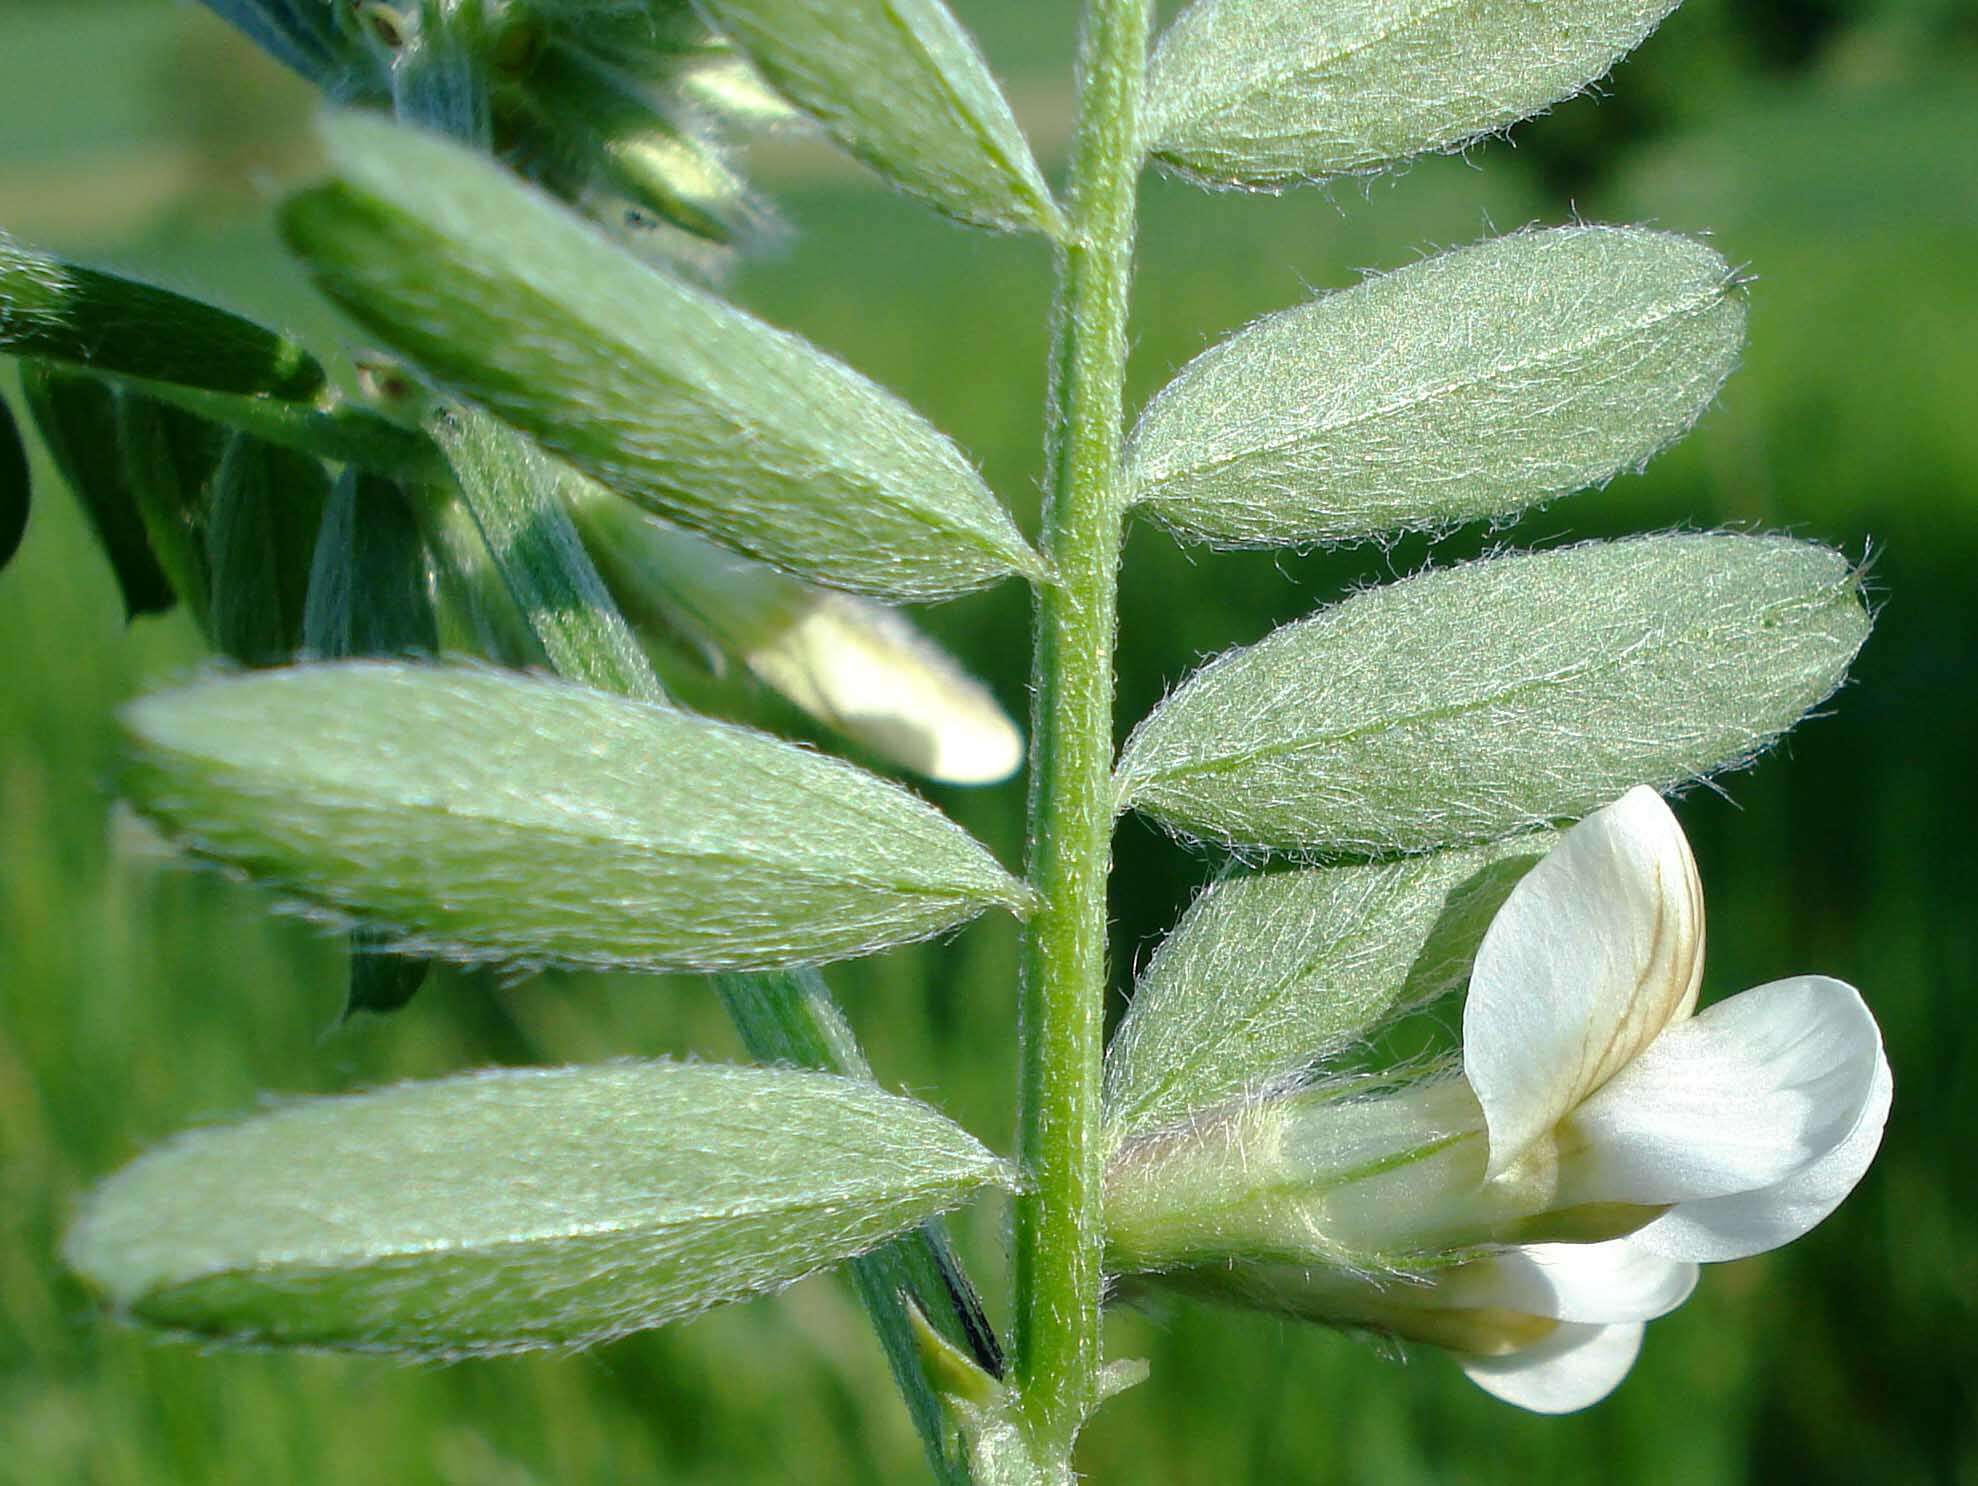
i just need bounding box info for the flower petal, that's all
[1439,1239,1697,1324]
[1629,981,1891,1261]
[1560,975,1884,1213]
[1465,786,1704,1177]
[1458,1321,1645,1413]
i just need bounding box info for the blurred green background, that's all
[2,0,1974,1481]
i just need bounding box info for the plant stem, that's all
[1013,0,1149,1464]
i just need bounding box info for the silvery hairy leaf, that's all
[1127,227,1745,547]
[1,230,324,400]
[1144,0,1682,189]
[1115,535,1870,855]
[280,112,1041,602]
[696,0,1062,235]
[124,662,1030,972]
[1105,836,1550,1144]
[66,1061,1011,1356]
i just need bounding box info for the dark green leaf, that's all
[115,395,225,638]
[0,394,26,575]
[303,465,445,1020]
[197,0,355,88]
[207,435,331,666]
[302,467,439,662]
[1,231,325,400]
[19,364,174,619]
[345,930,431,1019]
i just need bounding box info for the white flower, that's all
[1105,786,1891,1413]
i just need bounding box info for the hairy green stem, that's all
[1013,0,1150,1464]
[432,411,664,699]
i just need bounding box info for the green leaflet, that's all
[0,230,324,399]
[1115,535,1871,855]
[18,364,176,620]
[280,112,1042,602]
[114,394,225,640]
[698,0,1062,236]
[0,393,26,574]
[1104,839,1548,1145]
[124,662,1030,972]
[66,1061,1011,1356]
[302,467,439,663]
[206,434,331,667]
[1127,228,1746,547]
[1144,0,1682,189]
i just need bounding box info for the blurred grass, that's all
[2,0,1976,1481]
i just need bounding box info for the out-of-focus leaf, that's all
[303,468,439,662]
[0,394,26,575]
[18,364,175,619]
[1105,838,1549,1144]
[1126,227,1745,547]
[572,485,1023,785]
[279,112,1041,602]
[697,0,1062,235]
[115,395,225,638]
[66,1060,1012,1356]
[1605,79,1978,237]
[1,231,325,400]
[206,435,331,667]
[123,662,1032,972]
[197,0,353,88]
[1115,535,1871,855]
[515,38,771,252]
[346,930,431,1018]
[1144,0,1682,189]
